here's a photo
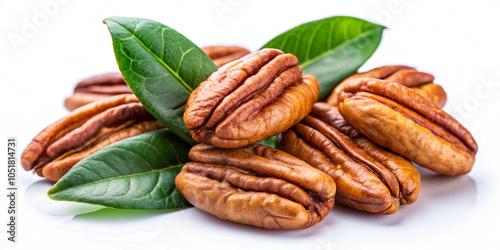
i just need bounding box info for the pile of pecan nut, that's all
[178,48,477,229]
[21,45,477,230]
[20,45,250,182]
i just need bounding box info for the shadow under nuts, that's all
[21,94,164,182]
[276,102,420,214]
[327,65,447,108]
[338,78,478,175]
[175,143,336,229]
[184,48,320,148]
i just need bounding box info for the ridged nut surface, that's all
[338,78,478,175]
[22,94,163,181]
[184,49,320,148]
[327,65,447,108]
[175,143,336,229]
[277,103,420,214]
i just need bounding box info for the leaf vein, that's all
[299,28,379,68]
[110,20,193,92]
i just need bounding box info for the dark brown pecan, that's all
[338,78,478,175]
[327,65,447,108]
[64,73,133,111]
[175,143,336,229]
[201,45,251,67]
[276,103,420,214]
[184,48,320,148]
[21,94,163,182]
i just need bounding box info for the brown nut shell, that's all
[184,49,320,148]
[327,65,447,108]
[310,102,420,205]
[21,94,163,181]
[65,92,116,111]
[276,103,420,214]
[202,45,251,67]
[40,120,163,182]
[64,73,133,111]
[73,72,127,90]
[338,78,478,175]
[411,83,447,108]
[175,143,336,229]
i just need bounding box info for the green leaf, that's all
[262,16,384,100]
[48,129,192,210]
[103,17,218,144]
[258,135,276,148]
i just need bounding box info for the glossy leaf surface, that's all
[48,129,192,210]
[262,16,384,100]
[104,17,218,144]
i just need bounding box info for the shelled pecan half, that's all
[338,78,478,175]
[184,48,320,148]
[327,65,447,108]
[64,72,133,111]
[175,143,336,229]
[21,94,164,182]
[276,102,420,214]
[201,45,251,67]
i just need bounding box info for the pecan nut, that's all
[338,78,478,175]
[175,143,336,229]
[327,65,447,108]
[21,94,164,182]
[184,48,320,148]
[201,45,251,67]
[64,73,133,111]
[276,102,420,214]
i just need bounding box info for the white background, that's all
[1,0,500,249]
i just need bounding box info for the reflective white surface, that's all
[20,167,491,250]
[1,1,500,249]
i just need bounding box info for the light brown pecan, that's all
[276,102,420,214]
[21,94,163,182]
[184,48,320,148]
[201,45,251,67]
[338,78,478,175]
[175,143,336,229]
[64,73,133,111]
[327,65,447,108]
